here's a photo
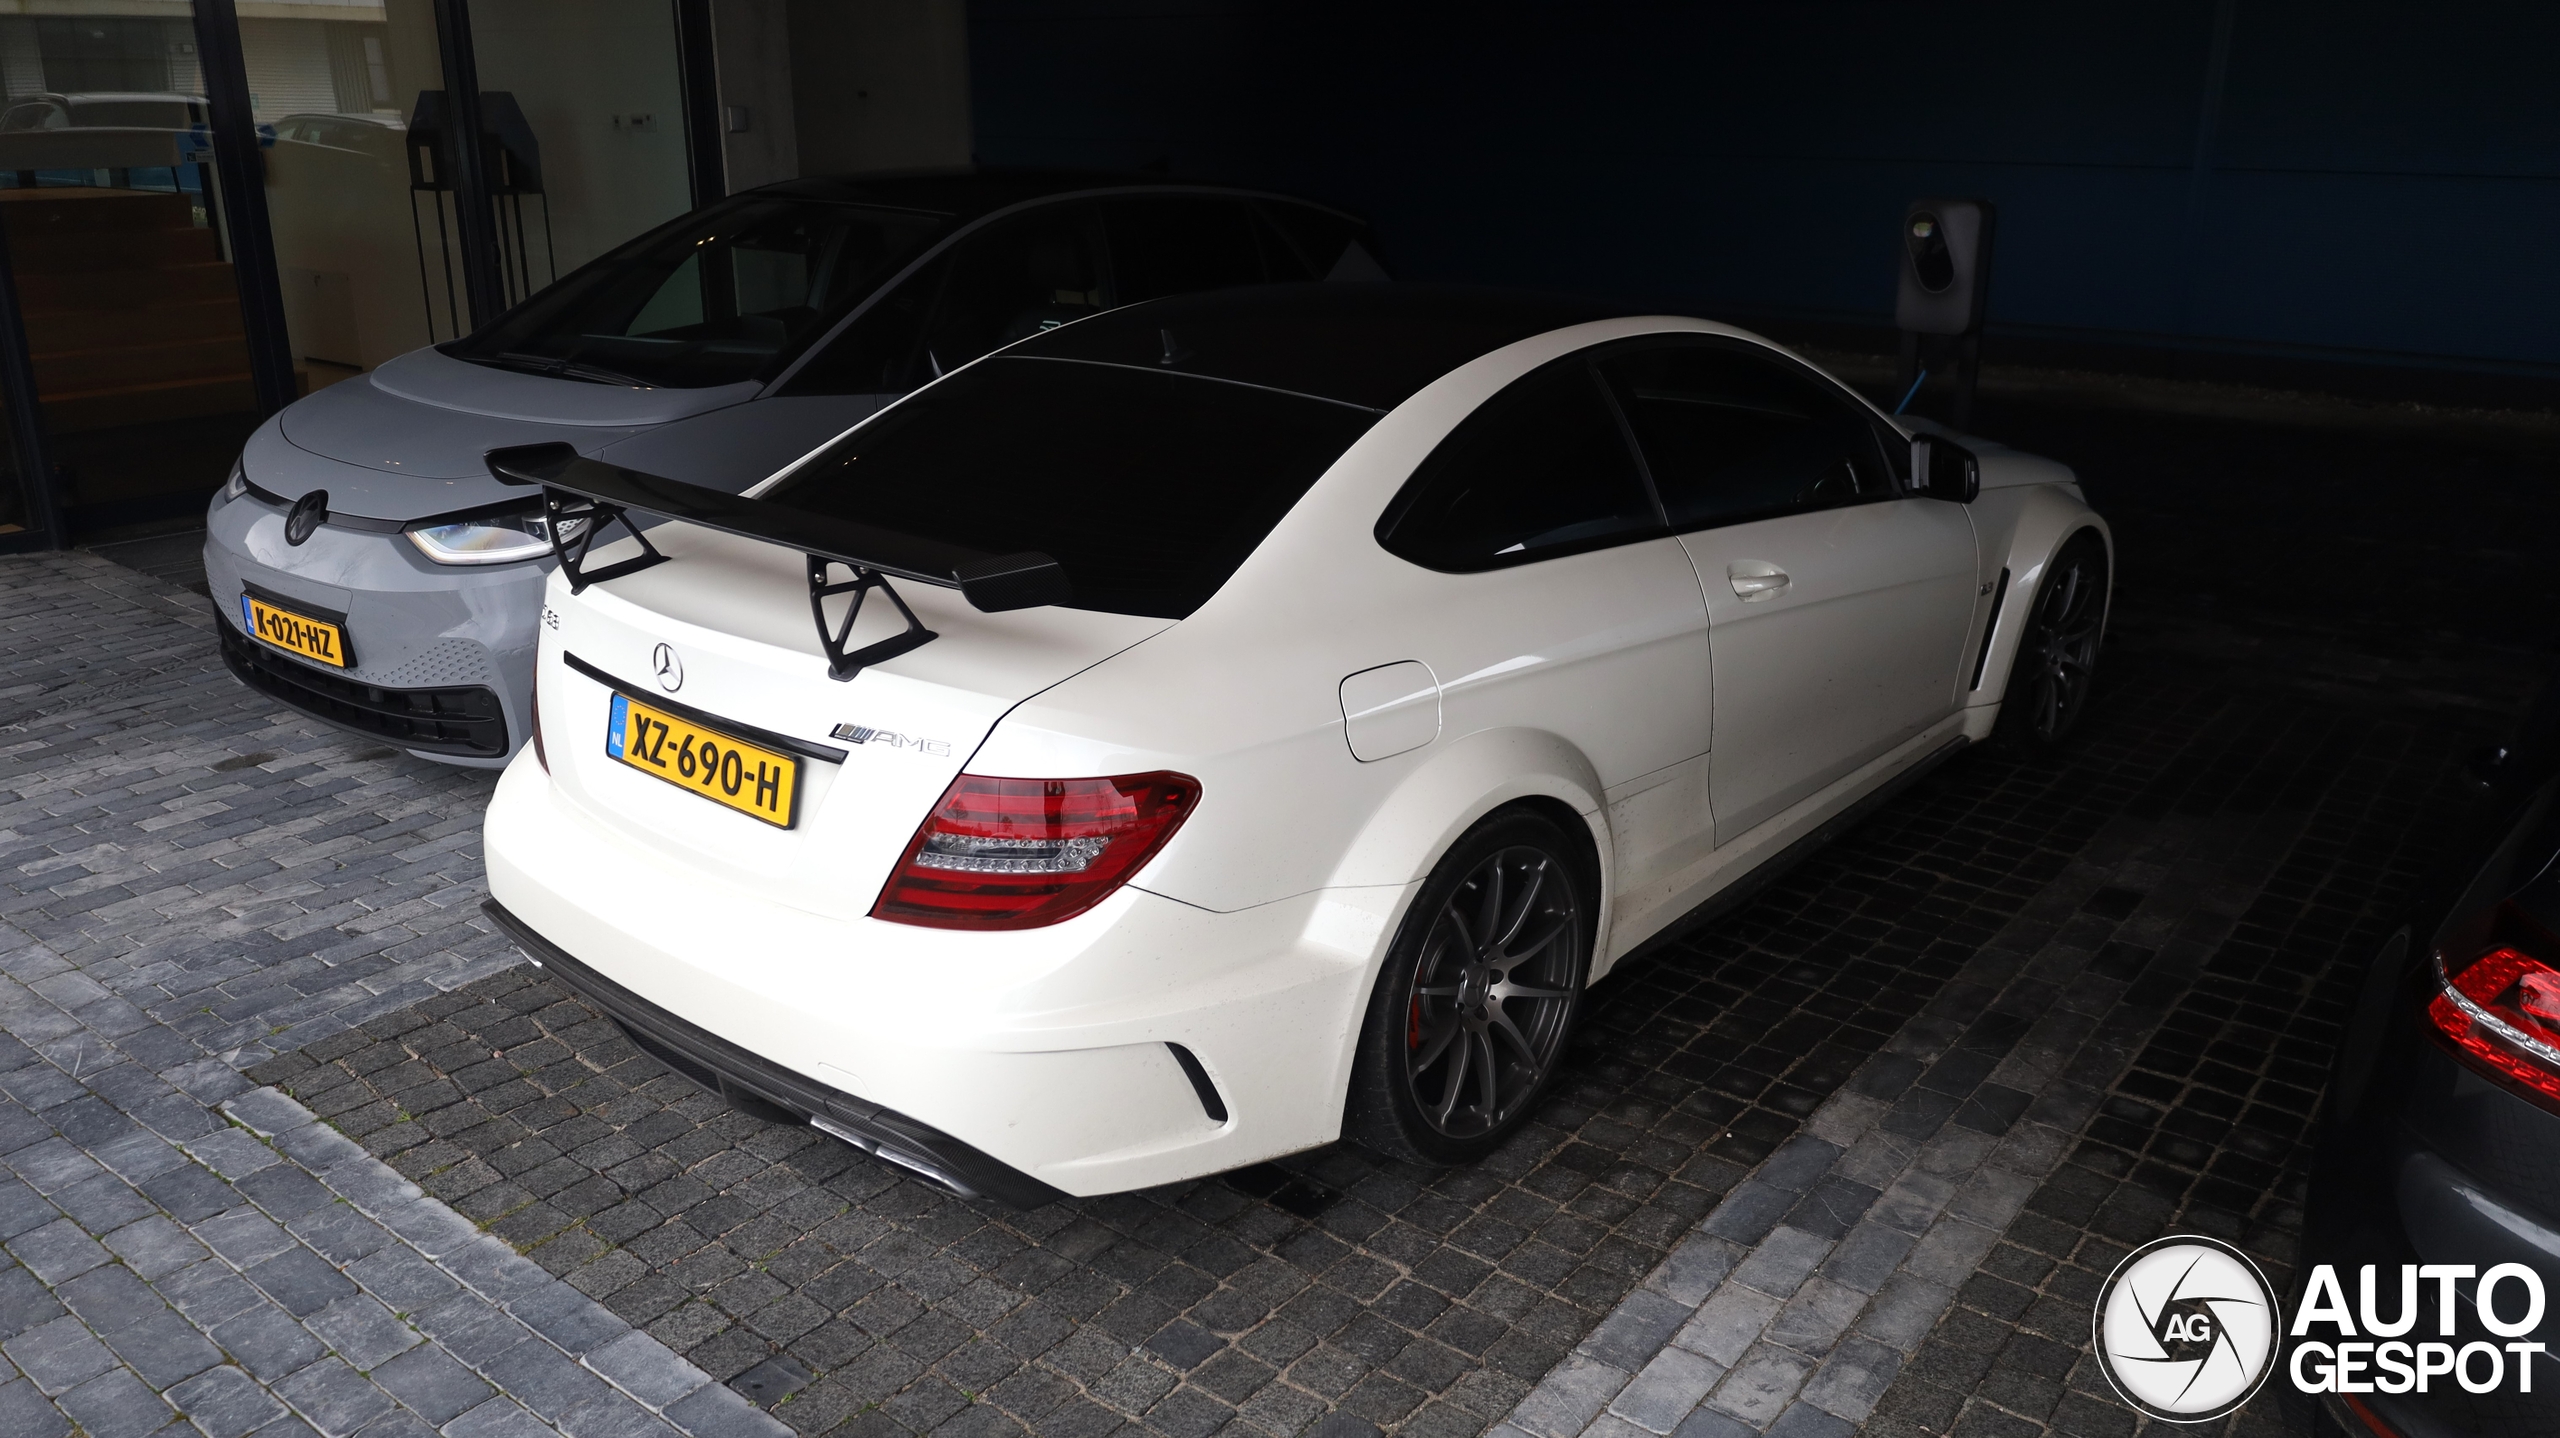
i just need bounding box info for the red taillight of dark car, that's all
[2427,938,2560,1108]
[872,772,1200,930]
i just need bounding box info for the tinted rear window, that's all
[761,357,1378,618]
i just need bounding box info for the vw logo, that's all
[284,489,328,546]
[2094,1235,2280,1422]
[652,643,683,692]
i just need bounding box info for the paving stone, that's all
[301,1295,421,1370]
[368,1342,494,1424]
[57,1365,175,1438]
[7,1313,119,1395]
[99,1308,224,1390]
[1704,1343,1816,1427]
[210,1302,327,1383]
[1606,1347,1723,1435]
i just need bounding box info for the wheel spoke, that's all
[1493,980,1572,1002]
[1494,915,1569,968]
[1471,1030,1502,1116]
[1473,864,1505,954]
[1414,983,1462,997]
[1413,1015,1462,1071]
[1493,859,1547,951]
[1487,1007,1542,1069]
[1433,1028,1472,1125]
[1438,897,1477,957]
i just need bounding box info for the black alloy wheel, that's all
[1349,811,1588,1164]
[1999,531,2109,747]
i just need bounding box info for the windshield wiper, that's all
[483,350,655,389]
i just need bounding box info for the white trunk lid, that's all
[538,526,1168,922]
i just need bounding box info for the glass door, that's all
[247,0,444,371]
[0,5,264,533]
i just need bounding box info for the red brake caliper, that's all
[1408,996,1423,1050]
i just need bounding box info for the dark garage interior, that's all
[0,6,2556,1438]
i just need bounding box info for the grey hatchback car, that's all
[205,171,1383,765]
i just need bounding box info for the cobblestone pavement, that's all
[0,555,786,1438]
[3,393,2553,1438]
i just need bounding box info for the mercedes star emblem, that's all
[652,643,683,692]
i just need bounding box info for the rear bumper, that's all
[481,897,1066,1208]
[481,751,1393,1197]
[2301,1032,2560,1434]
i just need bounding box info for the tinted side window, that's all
[1598,344,1892,530]
[919,205,1107,375]
[776,251,949,396]
[1255,200,1371,278]
[1105,197,1265,303]
[1379,361,1660,572]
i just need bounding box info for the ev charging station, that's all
[1894,197,1996,429]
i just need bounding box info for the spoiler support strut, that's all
[486,442,1071,684]
[809,557,938,681]
[543,489,668,595]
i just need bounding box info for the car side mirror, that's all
[1909,436,1979,503]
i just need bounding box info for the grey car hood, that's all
[261,347,762,520]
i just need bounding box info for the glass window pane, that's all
[0,4,263,531]
[251,0,443,384]
[443,197,947,388]
[464,2,692,301]
[1380,361,1659,571]
[917,204,1105,374]
[1598,344,1893,529]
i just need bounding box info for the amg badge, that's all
[830,723,952,756]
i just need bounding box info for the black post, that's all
[190,0,299,415]
[673,0,725,208]
[430,0,509,329]
[0,212,63,549]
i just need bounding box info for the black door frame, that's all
[0,0,727,551]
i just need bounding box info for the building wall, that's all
[968,0,2560,375]
[789,0,970,177]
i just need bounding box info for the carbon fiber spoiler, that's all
[487,442,1072,681]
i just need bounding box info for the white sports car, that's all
[479,285,2109,1207]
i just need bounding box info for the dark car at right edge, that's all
[2301,689,2560,1437]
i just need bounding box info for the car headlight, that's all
[220,458,247,503]
[406,509,583,565]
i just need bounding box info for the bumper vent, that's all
[217,610,509,756]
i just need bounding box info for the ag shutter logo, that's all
[2094,1235,2280,1422]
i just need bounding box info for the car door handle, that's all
[1729,562,1791,600]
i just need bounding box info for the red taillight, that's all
[872,771,1200,930]
[2428,944,2560,1106]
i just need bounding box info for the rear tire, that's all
[1994,531,2109,748]
[1346,810,1590,1166]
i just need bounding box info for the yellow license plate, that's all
[606,693,802,827]
[240,592,349,667]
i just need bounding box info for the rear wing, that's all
[487,442,1070,681]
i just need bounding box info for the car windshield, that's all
[445,197,950,390]
[761,356,1381,618]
